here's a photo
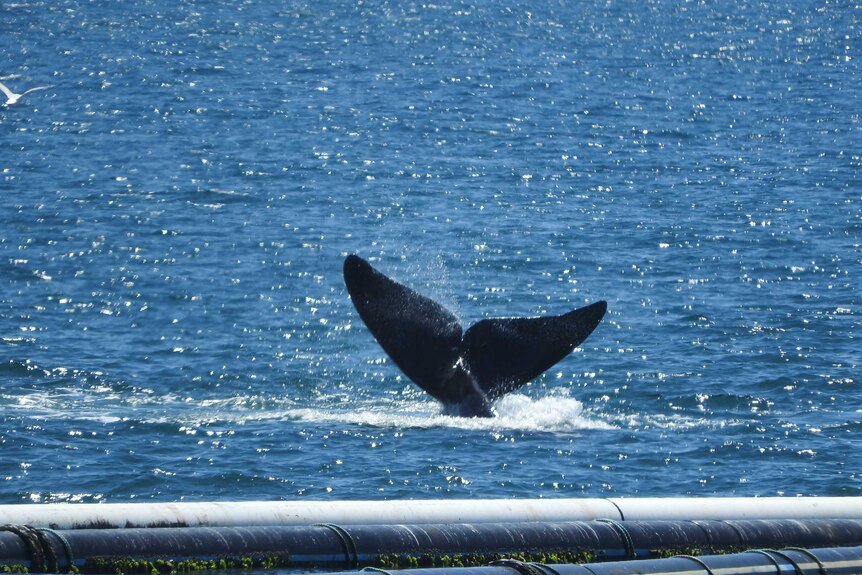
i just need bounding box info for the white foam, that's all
[284,392,614,433]
[3,387,612,433]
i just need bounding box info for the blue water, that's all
[1,0,860,505]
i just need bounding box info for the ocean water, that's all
[1,0,860,505]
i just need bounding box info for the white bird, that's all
[0,80,52,106]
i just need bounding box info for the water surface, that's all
[1,0,860,503]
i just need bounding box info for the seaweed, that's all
[82,554,288,575]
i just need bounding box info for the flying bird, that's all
[0,80,52,106]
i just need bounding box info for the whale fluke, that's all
[343,255,606,417]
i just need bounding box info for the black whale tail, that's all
[343,255,606,417]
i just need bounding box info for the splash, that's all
[1,370,612,433]
[285,391,614,433]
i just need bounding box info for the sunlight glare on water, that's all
[1,0,860,503]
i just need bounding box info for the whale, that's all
[343,255,607,417]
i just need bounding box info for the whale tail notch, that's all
[343,254,606,416]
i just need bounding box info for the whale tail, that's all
[343,255,606,415]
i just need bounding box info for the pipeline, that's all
[3,519,862,573]
[327,545,862,575]
[3,497,862,530]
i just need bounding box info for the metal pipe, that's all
[0,499,620,530]
[610,496,862,521]
[3,497,862,530]
[3,519,862,572]
[327,545,862,575]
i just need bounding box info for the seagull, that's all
[0,80,52,106]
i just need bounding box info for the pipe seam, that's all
[1,524,46,573]
[759,549,806,575]
[36,528,74,573]
[605,500,625,521]
[360,567,396,575]
[489,558,550,575]
[719,520,748,546]
[746,548,787,574]
[596,519,635,559]
[784,547,827,575]
[685,520,718,552]
[672,554,716,575]
[316,523,360,566]
[33,528,59,573]
[528,562,564,575]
